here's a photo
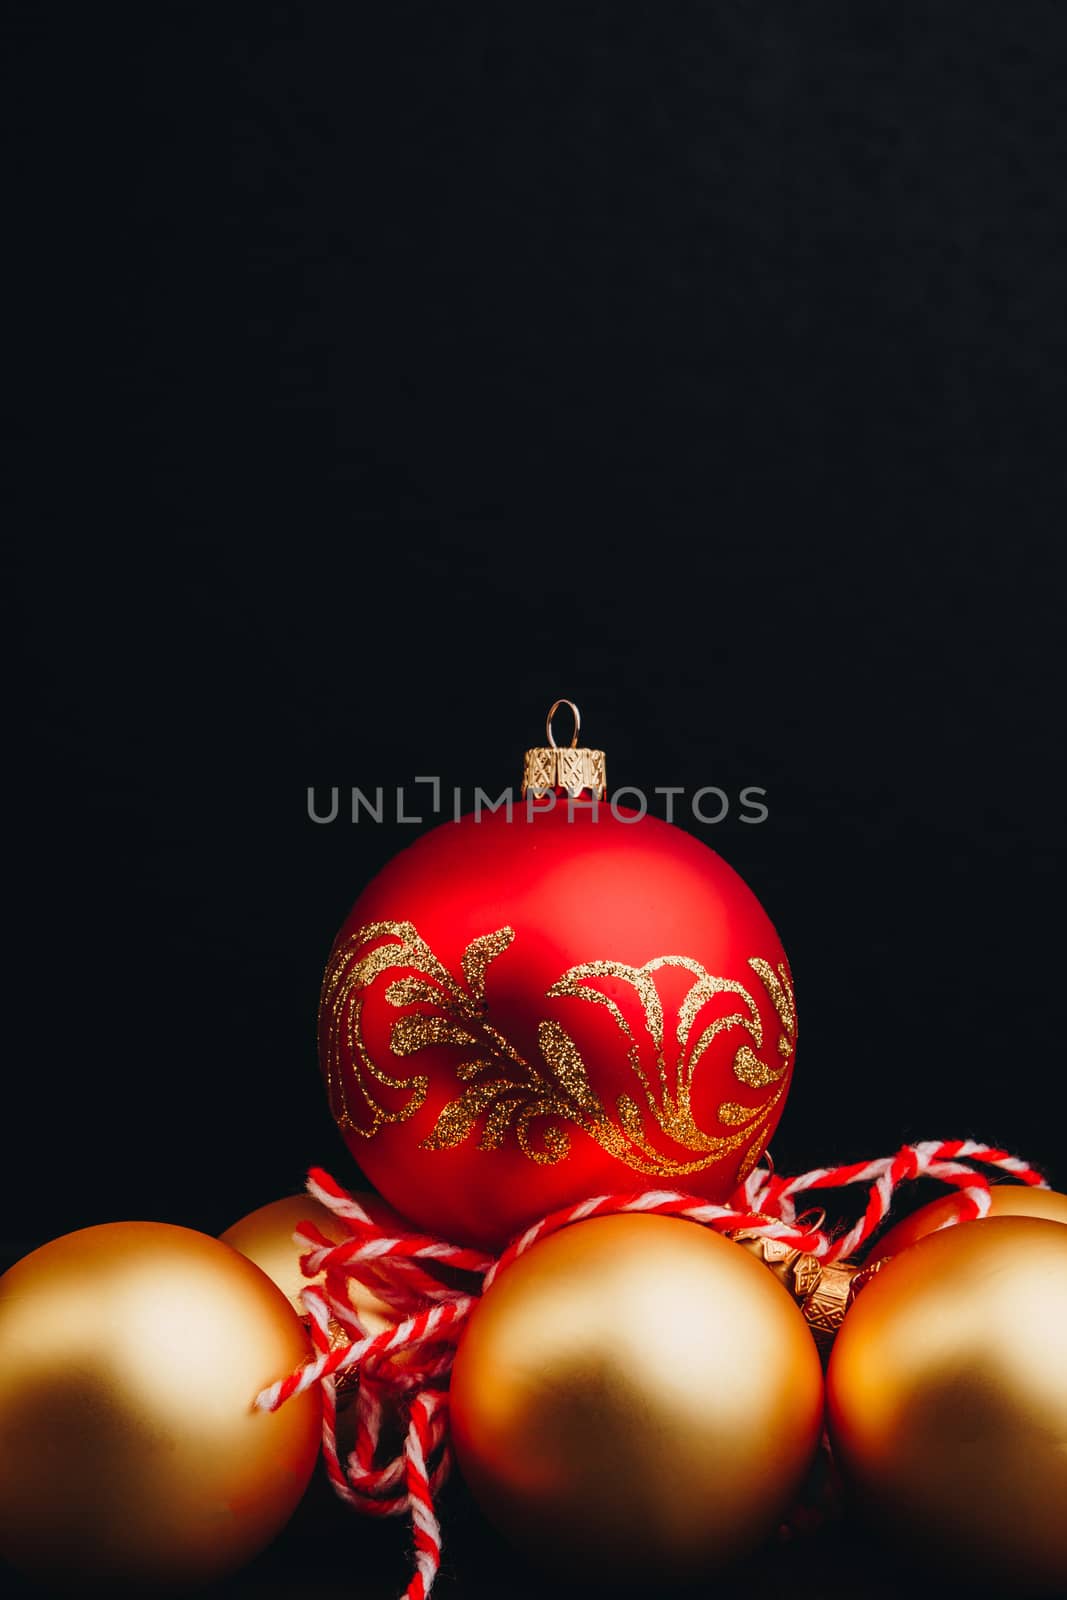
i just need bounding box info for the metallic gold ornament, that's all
[873,1182,1067,1261]
[827,1217,1067,1591]
[221,1192,396,1334]
[450,1213,824,1578]
[0,1222,321,1589]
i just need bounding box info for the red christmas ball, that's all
[320,802,795,1247]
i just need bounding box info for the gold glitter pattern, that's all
[749,957,796,1037]
[321,920,472,1137]
[461,928,516,1002]
[320,921,795,1175]
[732,1044,785,1089]
[735,1135,767,1183]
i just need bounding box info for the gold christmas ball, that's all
[874,1183,1067,1261]
[827,1217,1067,1592]
[0,1222,321,1589]
[221,1192,396,1334]
[450,1213,824,1578]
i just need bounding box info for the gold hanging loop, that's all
[545,699,581,751]
[523,700,606,799]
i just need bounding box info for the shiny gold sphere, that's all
[874,1183,1067,1261]
[828,1217,1067,1592]
[451,1214,824,1578]
[221,1192,396,1334]
[0,1222,321,1589]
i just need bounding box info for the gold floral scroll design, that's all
[320,920,795,1176]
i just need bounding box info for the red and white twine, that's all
[255,1140,1046,1600]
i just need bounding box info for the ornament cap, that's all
[522,699,607,798]
[731,1228,862,1363]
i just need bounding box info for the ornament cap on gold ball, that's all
[522,698,606,799]
[732,1224,862,1362]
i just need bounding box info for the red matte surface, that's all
[320,804,794,1247]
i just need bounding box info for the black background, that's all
[5,4,1066,1596]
